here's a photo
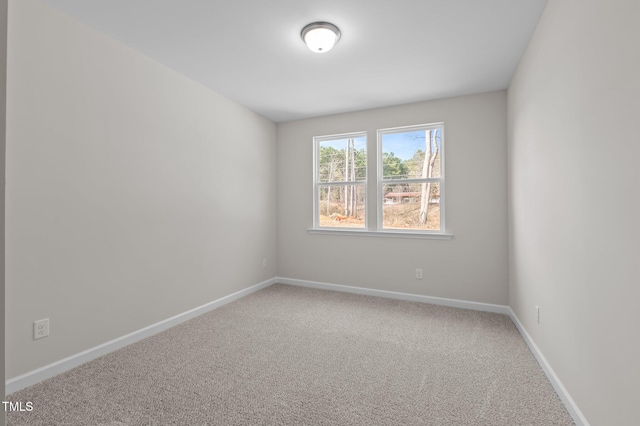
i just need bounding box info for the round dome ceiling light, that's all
[301,22,341,53]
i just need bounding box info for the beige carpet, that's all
[8,284,573,425]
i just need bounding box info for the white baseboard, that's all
[6,278,277,395]
[276,277,510,315]
[508,308,589,426]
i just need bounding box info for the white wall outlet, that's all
[34,318,50,340]
[262,258,267,268]
[535,305,540,324]
[415,269,423,279]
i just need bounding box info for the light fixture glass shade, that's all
[301,22,341,53]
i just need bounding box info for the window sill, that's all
[307,228,453,240]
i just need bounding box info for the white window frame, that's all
[312,131,368,230]
[377,123,446,235]
[310,124,452,239]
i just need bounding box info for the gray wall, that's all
[277,91,508,305]
[5,0,277,379]
[507,0,640,424]
[1,0,6,423]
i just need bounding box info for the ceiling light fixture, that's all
[301,22,341,53]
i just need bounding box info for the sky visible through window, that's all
[321,132,435,161]
[382,130,426,160]
[320,136,366,151]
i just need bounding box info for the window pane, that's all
[381,128,442,180]
[318,136,367,183]
[382,182,440,231]
[318,184,366,228]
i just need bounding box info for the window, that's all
[378,123,444,232]
[312,123,447,237]
[313,132,367,229]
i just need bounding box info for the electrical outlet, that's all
[262,258,267,268]
[535,305,540,324]
[415,269,423,279]
[34,318,50,340]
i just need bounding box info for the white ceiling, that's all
[41,0,547,123]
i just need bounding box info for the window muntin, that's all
[313,133,367,229]
[378,124,444,233]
